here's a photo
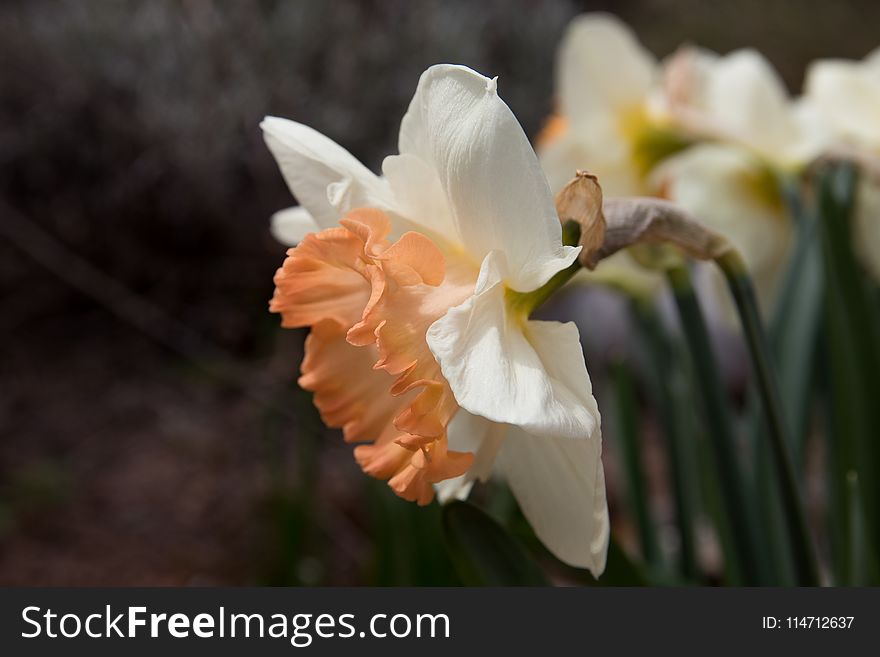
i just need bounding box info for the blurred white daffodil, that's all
[805,48,880,151]
[537,13,677,297]
[539,13,819,317]
[806,49,880,281]
[654,48,826,319]
[651,144,792,320]
[662,46,826,166]
[263,64,609,574]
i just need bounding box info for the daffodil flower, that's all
[536,14,675,298]
[806,49,880,282]
[263,64,609,574]
[537,13,821,193]
[650,50,825,318]
[538,13,821,317]
[650,144,792,320]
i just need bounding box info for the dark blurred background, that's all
[1,0,878,585]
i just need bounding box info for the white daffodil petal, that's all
[381,153,458,244]
[434,476,474,504]
[434,410,498,503]
[397,64,578,292]
[497,425,608,575]
[653,143,791,317]
[704,50,799,158]
[806,59,880,148]
[865,46,880,73]
[427,254,601,440]
[539,124,643,197]
[558,13,655,125]
[269,206,320,246]
[261,116,390,228]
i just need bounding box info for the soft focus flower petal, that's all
[397,64,579,291]
[261,117,391,228]
[497,425,608,575]
[806,48,880,149]
[558,13,655,128]
[540,14,659,197]
[270,206,320,246]
[653,143,792,318]
[699,50,814,163]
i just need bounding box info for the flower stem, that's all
[666,264,764,585]
[631,299,699,580]
[715,250,820,586]
[610,359,663,569]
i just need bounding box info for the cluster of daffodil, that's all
[261,14,880,585]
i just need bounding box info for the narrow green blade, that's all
[442,501,549,586]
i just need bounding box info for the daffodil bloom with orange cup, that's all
[262,64,609,574]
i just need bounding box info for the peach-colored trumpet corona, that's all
[271,208,475,505]
[263,64,608,574]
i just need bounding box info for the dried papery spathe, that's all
[582,196,732,270]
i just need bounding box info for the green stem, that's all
[610,360,662,569]
[816,163,880,583]
[666,264,764,585]
[846,471,867,586]
[631,300,698,580]
[715,251,820,586]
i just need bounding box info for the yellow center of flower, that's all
[619,106,693,177]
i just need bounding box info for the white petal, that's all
[497,425,608,574]
[539,126,644,197]
[788,98,833,164]
[397,64,578,291]
[435,411,509,504]
[651,143,792,317]
[702,50,800,158]
[427,253,601,440]
[261,116,390,229]
[381,153,458,245]
[433,410,494,503]
[434,476,474,504]
[269,206,320,246]
[865,46,880,74]
[558,13,655,126]
[806,58,880,148]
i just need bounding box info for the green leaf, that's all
[716,250,820,586]
[610,359,662,569]
[631,300,700,581]
[666,264,767,585]
[370,485,461,586]
[442,501,549,586]
[747,185,823,587]
[817,162,880,583]
[594,539,653,586]
[768,190,824,458]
